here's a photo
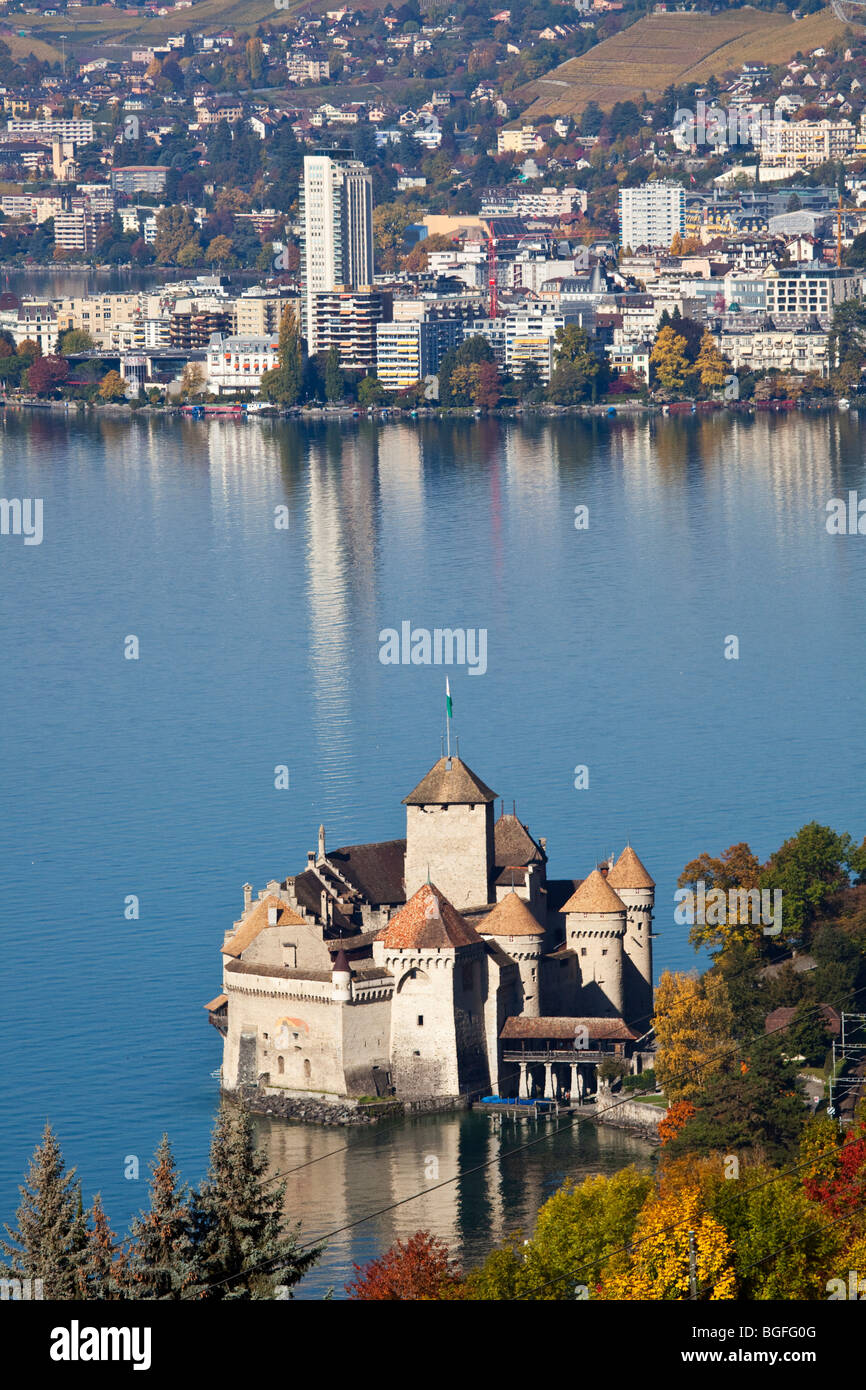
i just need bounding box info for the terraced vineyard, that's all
[518,5,847,118]
[1,0,296,55]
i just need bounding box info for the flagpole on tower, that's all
[445,677,452,762]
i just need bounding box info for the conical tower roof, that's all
[378,882,481,948]
[607,845,654,890]
[332,948,351,974]
[560,868,626,915]
[481,892,545,938]
[403,755,497,806]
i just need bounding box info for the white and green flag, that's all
[446,677,453,719]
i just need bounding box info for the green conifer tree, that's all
[0,1124,88,1298]
[189,1101,322,1299]
[124,1135,196,1299]
[77,1194,126,1299]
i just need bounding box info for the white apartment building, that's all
[763,267,861,317]
[502,310,587,383]
[718,325,830,378]
[0,301,57,356]
[511,255,577,294]
[53,208,113,254]
[759,119,856,170]
[375,320,426,392]
[205,333,281,395]
[480,186,588,218]
[374,317,463,392]
[300,151,374,352]
[286,54,330,83]
[7,118,95,143]
[107,318,171,351]
[497,125,544,154]
[0,194,64,223]
[118,207,158,244]
[619,183,685,252]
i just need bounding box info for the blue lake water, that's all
[1,408,864,1295]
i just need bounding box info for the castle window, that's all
[417,1015,424,1026]
[277,1056,284,1075]
[581,948,587,956]
[602,949,607,956]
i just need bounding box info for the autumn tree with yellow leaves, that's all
[653,970,736,1103]
[694,330,731,393]
[598,1176,737,1301]
[650,325,691,395]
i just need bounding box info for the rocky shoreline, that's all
[230,1085,470,1126]
[235,1089,396,1125]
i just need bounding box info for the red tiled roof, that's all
[221,894,306,958]
[378,883,481,949]
[500,1016,638,1041]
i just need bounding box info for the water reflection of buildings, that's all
[305,429,379,754]
[255,1111,653,1296]
[609,413,840,531]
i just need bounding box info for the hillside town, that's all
[0,7,864,403]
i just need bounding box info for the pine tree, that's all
[77,1194,126,1299]
[0,1124,87,1298]
[124,1135,196,1300]
[189,1101,322,1299]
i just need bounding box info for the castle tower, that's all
[403,755,497,910]
[332,947,352,1003]
[607,845,655,1034]
[560,868,627,1017]
[478,891,545,1017]
[374,882,489,1097]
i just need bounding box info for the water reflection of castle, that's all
[207,750,655,1104]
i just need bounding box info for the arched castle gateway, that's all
[205,752,655,1102]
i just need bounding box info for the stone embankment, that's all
[233,1085,469,1126]
[594,1087,667,1140]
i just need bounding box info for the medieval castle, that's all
[206,752,655,1103]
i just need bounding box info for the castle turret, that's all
[375,882,489,1097]
[478,891,545,1017]
[332,947,352,1003]
[403,755,497,910]
[560,868,626,1017]
[607,845,655,1033]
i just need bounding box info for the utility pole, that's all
[688,1229,698,1300]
